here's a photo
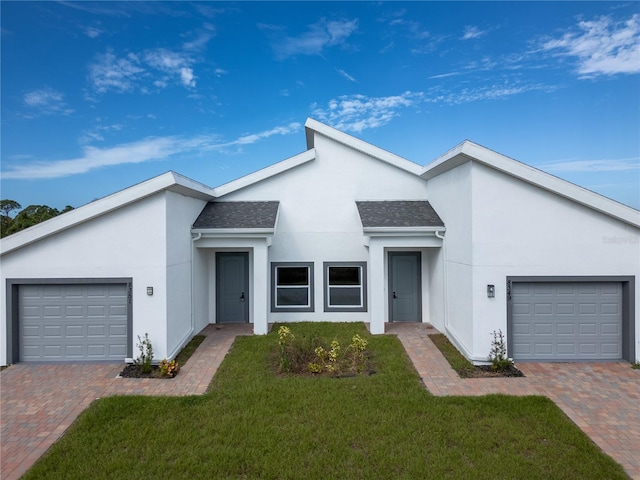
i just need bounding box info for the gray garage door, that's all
[19,283,129,362]
[510,281,622,361]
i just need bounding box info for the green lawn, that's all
[24,323,628,479]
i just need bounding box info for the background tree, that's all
[0,200,74,238]
[0,200,22,238]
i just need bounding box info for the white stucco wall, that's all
[426,159,639,362]
[469,162,640,361]
[424,162,475,355]
[1,193,171,364]
[165,191,208,358]
[217,133,433,326]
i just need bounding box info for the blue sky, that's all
[2,1,639,211]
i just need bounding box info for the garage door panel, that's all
[510,281,622,361]
[579,323,597,335]
[557,343,576,355]
[18,283,129,362]
[557,303,575,315]
[534,303,553,315]
[87,305,106,317]
[44,325,63,337]
[556,323,574,335]
[579,303,597,315]
[601,303,619,315]
[534,323,553,335]
[535,343,553,355]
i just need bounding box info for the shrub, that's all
[276,326,370,376]
[159,359,180,378]
[488,329,512,372]
[134,333,154,374]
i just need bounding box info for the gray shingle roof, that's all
[356,201,444,228]
[193,201,279,229]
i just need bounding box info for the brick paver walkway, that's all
[388,323,640,480]
[0,324,251,480]
[2,322,639,479]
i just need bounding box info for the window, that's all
[324,262,367,312]
[271,263,314,312]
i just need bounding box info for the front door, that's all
[389,252,422,322]
[216,252,249,323]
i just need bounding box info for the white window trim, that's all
[323,262,367,312]
[271,262,314,312]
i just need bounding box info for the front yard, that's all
[24,323,627,479]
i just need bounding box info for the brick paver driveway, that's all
[2,322,639,479]
[389,323,640,480]
[0,324,251,480]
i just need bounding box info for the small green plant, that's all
[346,334,368,374]
[159,359,180,378]
[134,333,154,374]
[632,361,640,370]
[277,326,370,376]
[488,329,512,372]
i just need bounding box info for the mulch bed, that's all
[459,364,525,378]
[118,364,171,379]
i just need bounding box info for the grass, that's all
[174,334,205,366]
[24,323,627,480]
[429,333,478,377]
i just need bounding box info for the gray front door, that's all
[216,252,249,323]
[389,252,422,322]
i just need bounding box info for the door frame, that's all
[388,251,422,323]
[215,252,250,324]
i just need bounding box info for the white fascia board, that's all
[191,228,275,236]
[422,140,640,228]
[212,149,316,197]
[1,172,216,256]
[363,226,446,235]
[305,118,424,176]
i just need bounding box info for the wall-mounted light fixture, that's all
[487,284,495,298]
[147,286,154,296]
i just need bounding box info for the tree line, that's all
[0,200,74,238]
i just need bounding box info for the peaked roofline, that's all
[421,140,640,228]
[0,171,216,256]
[305,118,424,176]
[212,149,316,197]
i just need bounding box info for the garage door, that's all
[19,283,129,362]
[510,281,622,361]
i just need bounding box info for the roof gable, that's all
[1,171,216,256]
[421,141,640,228]
[305,118,424,176]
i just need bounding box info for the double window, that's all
[323,262,367,312]
[271,263,314,312]
[270,261,367,312]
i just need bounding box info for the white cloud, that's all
[541,14,640,77]
[88,23,214,94]
[180,67,196,87]
[264,18,358,60]
[83,26,103,38]
[462,26,486,40]
[89,51,145,93]
[426,82,556,104]
[182,24,215,51]
[337,69,357,83]
[311,92,423,133]
[23,88,74,117]
[540,157,640,173]
[2,123,302,179]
